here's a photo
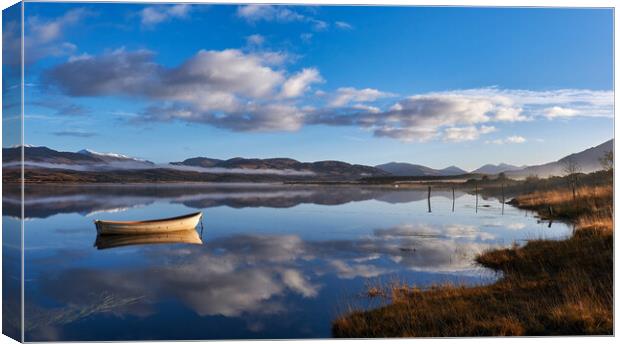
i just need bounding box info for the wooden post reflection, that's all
[501,182,505,215]
[427,185,431,213]
[452,186,455,212]
[475,183,478,213]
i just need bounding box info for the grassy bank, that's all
[332,184,613,337]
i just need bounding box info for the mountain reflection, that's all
[5,184,465,219]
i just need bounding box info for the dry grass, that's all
[332,184,613,337]
[511,185,612,221]
[576,214,613,233]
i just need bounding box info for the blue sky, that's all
[11,3,614,170]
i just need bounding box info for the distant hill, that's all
[440,165,468,175]
[77,149,154,165]
[4,146,102,165]
[473,163,522,175]
[375,162,467,177]
[172,156,388,180]
[171,157,223,168]
[3,146,154,169]
[506,139,613,178]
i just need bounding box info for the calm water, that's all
[3,184,571,341]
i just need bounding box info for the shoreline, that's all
[3,179,465,189]
[332,182,613,337]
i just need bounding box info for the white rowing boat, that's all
[94,211,203,235]
[94,229,203,249]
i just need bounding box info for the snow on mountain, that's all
[77,149,153,164]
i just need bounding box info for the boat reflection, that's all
[94,229,203,250]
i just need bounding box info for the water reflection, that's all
[31,228,486,334]
[18,184,571,341]
[5,184,461,219]
[94,230,203,250]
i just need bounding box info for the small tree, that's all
[562,158,581,201]
[599,150,613,172]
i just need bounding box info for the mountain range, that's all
[3,146,389,181]
[471,163,523,174]
[2,139,613,182]
[505,139,613,178]
[171,156,384,177]
[375,139,612,177]
[77,149,154,165]
[4,146,154,168]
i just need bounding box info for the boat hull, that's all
[95,211,202,235]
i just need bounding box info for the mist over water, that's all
[3,161,317,175]
[7,184,572,341]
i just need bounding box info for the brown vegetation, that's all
[332,183,613,337]
[510,185,612,221]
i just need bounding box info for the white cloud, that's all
[49,48,285,102]
[310,88,611,142]
[300,33,313,43]
[237,5,305,23]
[351,104,381,113]
[345,94,503,142]
[27,8,90,44]
[13,8,91,64]
[506,135,526,143]
[237,5,328,32]
[486,135,527,144]
[494,106,528,121]
[454,88,613,119]
[544,106,578,119]
[47,48,314,132]
[480,125,497,134]
[310,19,328,31]
[140,4,192,28]
[255,51,289,66]
[397,94,494,123]
[280,68,323,98]
[444,125,496,142]
[329,87,393,107]
[143,102,306,132]
[171,49,285,100]
[246,34,265,46]
[373,127,439,142]
[47,49,613,143]
[335,21,354,30]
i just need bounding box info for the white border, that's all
[0,1,616,344]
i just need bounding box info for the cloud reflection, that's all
[33,220,496,337]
